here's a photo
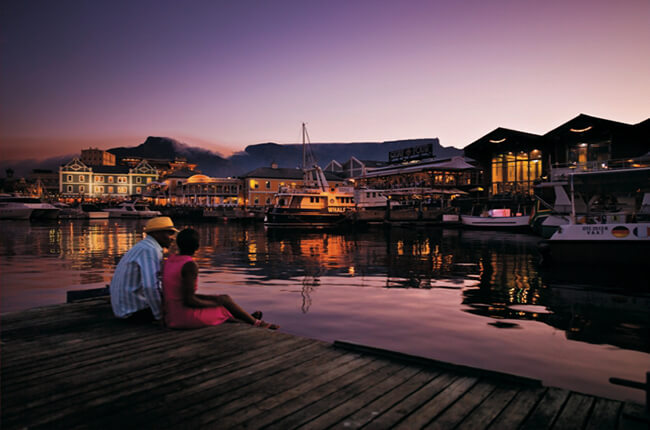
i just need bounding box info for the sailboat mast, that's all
[302,122,306,170]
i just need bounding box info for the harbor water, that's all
[0,219,648,403]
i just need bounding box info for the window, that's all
[146,177,152,184]
[108,186,114,193]
[79,186,84,193]
[118,177,127,183]
[491,150,542,195]
[136,187,142,194]
[254,197,259,205]
[95,176,104,183]
[67,175,73,182]
[79,175,85,182]
[67,185,73,192]
[266,198,271,204]
[117,186,127,193]
[136,177,142,183]
[108,176,114,183]
[94,186,104,193]
[265,181,271,189]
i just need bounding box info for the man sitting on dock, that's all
[109,216,178,322]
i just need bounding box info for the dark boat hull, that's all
[264,208,349,228]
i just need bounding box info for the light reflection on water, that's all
[0,219,648,403]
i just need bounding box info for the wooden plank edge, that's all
[332,340,542,387]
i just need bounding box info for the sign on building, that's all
[389,144,434,163]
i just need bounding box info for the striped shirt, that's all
[109,235,163,320]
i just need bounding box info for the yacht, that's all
[0,195,33,220]
[0,195,60,220]
[538,168,650,265]
[103,201,161,218]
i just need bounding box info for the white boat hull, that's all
[460,215,530,229]
[540,223,650,265]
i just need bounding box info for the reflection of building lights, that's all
[348,266,355,275]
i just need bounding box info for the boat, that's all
[0,195,60,219]
[0,194,33,220]
[103,201,161,218]
[264,124,356,228]
[538,170,650,265]
[460,208,530,229]
[539,222,650,265]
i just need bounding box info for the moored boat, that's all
[460,209,530,229]
[103,201,161,218]
[265,123,356,228]
[539,222,650,265]
[0,195,59,219]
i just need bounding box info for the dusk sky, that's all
[1,0,648,161]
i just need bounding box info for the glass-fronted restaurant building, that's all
[463,114,649,197]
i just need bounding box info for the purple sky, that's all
[1,0,648,161]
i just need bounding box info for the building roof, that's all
[362,156,478,178]
[242,167,344,181]
[89,166,131,174]
[544,113,632,138]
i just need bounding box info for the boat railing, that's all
[550,157,649,181]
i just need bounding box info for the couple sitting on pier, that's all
[109,217,279,330]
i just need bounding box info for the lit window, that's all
[79,175,85,181]
[136,187,142,193]
[79,186,84,192]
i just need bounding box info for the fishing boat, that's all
[460,208,530,229]
[103,201,161,218]
[264,124,356,228]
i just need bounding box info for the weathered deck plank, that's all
[1,299,643,430]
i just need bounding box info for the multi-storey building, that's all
[80,148,116,166]
[59,158,158,199]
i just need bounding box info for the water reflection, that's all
[1,220,648,401]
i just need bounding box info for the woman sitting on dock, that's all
[162,228,279,330]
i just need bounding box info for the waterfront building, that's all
[241,164,346,210]
[463,113,650,197]
[149,173,241,207]
[357,154,482,196]
[80,148,116,166]
[59,158,158,200]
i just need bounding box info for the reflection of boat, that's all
[265,124,355,228]
[461,209,529,229]
[103,201,161,218]
[0,195,60,219]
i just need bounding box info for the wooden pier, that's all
[1,298,646,429]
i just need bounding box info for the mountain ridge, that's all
[2,136,463,177]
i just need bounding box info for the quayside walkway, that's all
[1,298,646,429]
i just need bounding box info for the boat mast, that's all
[302,122,306,170]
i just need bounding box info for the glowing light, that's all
[570,126,592,133]
[489,138,506,143]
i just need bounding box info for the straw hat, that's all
[144,216,178,233]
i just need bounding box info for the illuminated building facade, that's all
[80,148,116,166]
[463,114,650,197]
[150,174,241,206]
[59,158,158,199]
